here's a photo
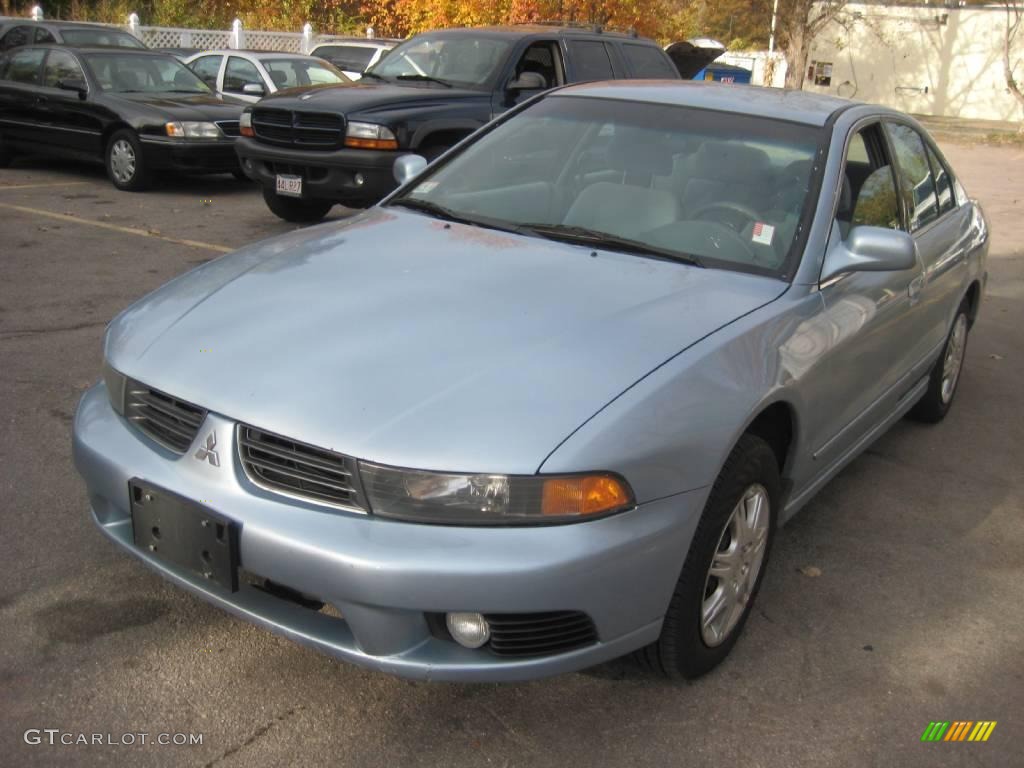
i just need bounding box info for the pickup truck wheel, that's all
[106,129,150,191]
[261,187,333,223]
[636,434,779,679]
[908,299,970,423]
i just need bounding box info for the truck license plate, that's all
[276,174,302,197]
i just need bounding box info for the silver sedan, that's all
[73,81,988,681]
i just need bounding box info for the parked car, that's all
[73,81,988,682]
[309,37,399,79]
[154,47,201,61]
[0,19,146,51]
[184,50,351,103]
[0,45,246,189]
[235,24,694,221]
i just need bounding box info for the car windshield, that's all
[260,57,350,87]
[367,34,511,88]
[61,29,146,48]
[84,53,211,94]
[388,95,824,277]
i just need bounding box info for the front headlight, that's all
[360,463,634,525]
[344,121,398,150]
[165,121,221,139]
[103,361,127,416]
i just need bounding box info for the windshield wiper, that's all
[396,73,452,88]
[521,223,704,267]
[359,71,388,82]
[388,197,477,224]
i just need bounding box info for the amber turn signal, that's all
[541,475,633,517]
[344,136,399,150]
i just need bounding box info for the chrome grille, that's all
[237,425,364,509]
[216,120,240,137]
[251,108,344,149]
[485,612,599,658]
[125,381,206,453]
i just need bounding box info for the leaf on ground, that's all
[799,565,822,578]
[989,354,1004,360]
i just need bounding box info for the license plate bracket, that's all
[130,479,240,592]
[275,173,302,197]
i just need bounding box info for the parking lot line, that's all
[0,181,91,191]
[0,202,233,254]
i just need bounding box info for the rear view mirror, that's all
[393,154,428,185]
[57,78,88,99]
[242,83,265,96]
[821,226,917,283]
[507,71,546,91]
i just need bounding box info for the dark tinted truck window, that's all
[566,40,614,81]
[622,43,676,78]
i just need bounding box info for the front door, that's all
[39,48,100,156]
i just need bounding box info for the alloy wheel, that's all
[109,139,136,183]
[941,314,968,404]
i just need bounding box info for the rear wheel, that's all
[106,129,150,191]
[637,434,779,679]
[908,299,970,423]
[261,187,333,223]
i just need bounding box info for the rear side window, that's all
[567,40,614,81]
[925,144,957,215]
[885,121,939,232]
[3,47,45,84]
[1,25,31,51]
[622,44,676,78]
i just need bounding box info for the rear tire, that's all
[637,434,780,680]
[908,299,970,424]
[105,129,150,191]
[261,187,333,223]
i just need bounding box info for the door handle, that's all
[908,275,924,305]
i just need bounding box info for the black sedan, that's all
[0,46,246,190]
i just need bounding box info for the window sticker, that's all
[413,180,438,194]
[752,222,775,246]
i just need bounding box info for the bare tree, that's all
[780,0,848,89]
[1005,2,1024,131]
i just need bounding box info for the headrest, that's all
[607,132,675,176]
[270,70,288,87]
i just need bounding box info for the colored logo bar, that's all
[921,721,997,742]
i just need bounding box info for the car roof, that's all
[187,50,324,59]
[314,38,398,46]
[27,44,165,56]
[409,24,655,42]
[9,20,125,29]
[555,80,858,127]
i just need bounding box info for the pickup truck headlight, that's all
[240,111,254,137]
[345,121,398,150]
[165,121,221,139]
[360,463,634,525]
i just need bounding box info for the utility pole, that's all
[769,0,780,54]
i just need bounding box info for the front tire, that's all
[261,187,333,223]
[908,299,970,423]
[638,434,780,679]
[106,129,150,191]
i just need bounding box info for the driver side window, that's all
[224,56,261,94]
[836,124,900,239]
[513,41,563,90]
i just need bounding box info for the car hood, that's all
[257,82,487,116]
[105,209,786,474]
[109,92,246,121]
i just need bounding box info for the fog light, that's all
[354,172,365,187]
[446,612,490,649]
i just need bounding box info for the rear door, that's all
[39,48,101,156]
[619,42,680,79]
[564,39,617,83]
[883,120,974,357]
[0,47,46,147]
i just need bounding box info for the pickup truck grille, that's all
[251,108,344,149]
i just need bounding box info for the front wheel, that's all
[261,187,333,223]
[106,129,150,191]
[908,299,971,423]
[637,434,779,679]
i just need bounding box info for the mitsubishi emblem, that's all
[194,430,220,467]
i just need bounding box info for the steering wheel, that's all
[688,201,762,233]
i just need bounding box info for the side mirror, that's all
[821,225,917,284]
[507,71,546,91]
[393,153,428,185]
[57,78,88,99]
[242,82,265,96]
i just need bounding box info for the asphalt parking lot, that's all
[1,144,1022,768]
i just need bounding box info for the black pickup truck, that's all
[235,25,718,222]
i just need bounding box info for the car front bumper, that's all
[233,137,398,207]
[139,137,240,174]
[72,382,707,681]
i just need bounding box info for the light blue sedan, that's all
[73,81,988,681]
